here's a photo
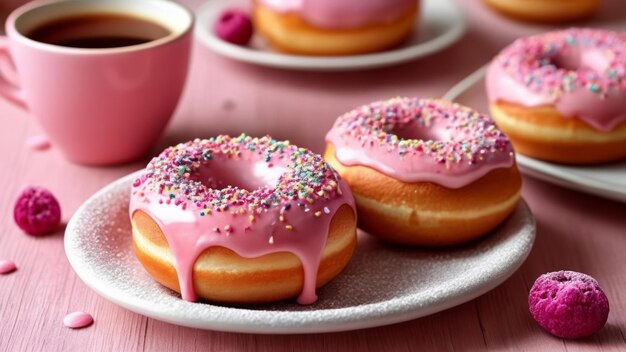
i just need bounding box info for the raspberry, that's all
[214,9,253,46]
[13,186,61,236]
[529,271,609,338]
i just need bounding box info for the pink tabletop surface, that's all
[1,0,626,351]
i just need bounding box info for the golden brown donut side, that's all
[489,101,626,164]
[324,144,521,246]
[483,0,598,22]
[131,205,356,305]
[252,3,418,56]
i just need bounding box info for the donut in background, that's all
[483,0,599,23]
[487,28,626,164]
[253,0,419,55]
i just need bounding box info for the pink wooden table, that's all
[1,1,626,350]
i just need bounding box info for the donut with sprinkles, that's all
[325,97,521,246]
[130,135,356,305]
[487,28,626,164]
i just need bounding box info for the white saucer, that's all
[194,0,465,71]
[444,65,626,203]
[65,171,535,334]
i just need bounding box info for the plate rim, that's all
[443,64,626,203]
[65,171,535,334]
[193,0,466,71]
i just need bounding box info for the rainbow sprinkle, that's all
[494,28,626,99]
[133,135,343,219]
[329,97,513,168]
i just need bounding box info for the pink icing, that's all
[129,135,355,304]
[326,98,515,189]
[487,28,626,132]
[0,259,17,274]
[63,311,93,329]
[257,0,416,29]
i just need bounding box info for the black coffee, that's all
[26,14,170,48]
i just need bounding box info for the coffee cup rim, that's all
[5,0,194,55]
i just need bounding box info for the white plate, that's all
[65,171,535,334]
[443,66,626,203]
[194,0,465,71]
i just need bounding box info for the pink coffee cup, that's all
[0,0,193,165]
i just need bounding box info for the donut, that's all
[129,135,356,305]
[487,28,626,164]
[252,0,419,56]
[325,98,521,246]
[483,0,598,22]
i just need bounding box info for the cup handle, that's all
[0,36,27,109]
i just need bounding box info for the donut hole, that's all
[552,53,581,71]
[551,49,610,74]
[391,122,449,142]
[193,160,286,191]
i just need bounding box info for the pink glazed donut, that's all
[130,135,356,305]
[487,28,626,164]
[325,98,522,246]
[253,0,419,55]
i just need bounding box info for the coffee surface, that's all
[26,14,170,48]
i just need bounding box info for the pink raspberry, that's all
[529,271,609,339]
[214,9,253,46]
[13,186,61,236]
